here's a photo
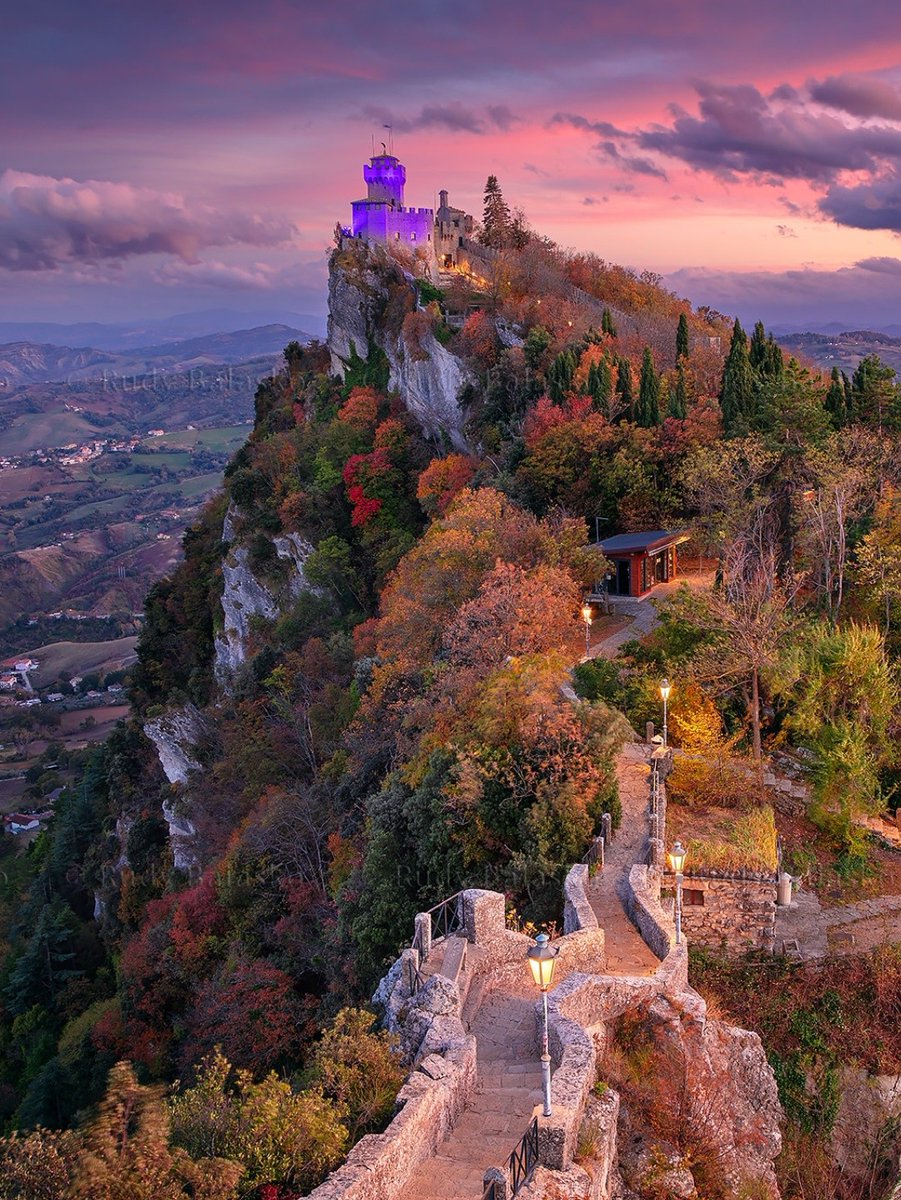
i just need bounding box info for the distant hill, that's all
[776,330,901,376]
[0,325,313,389]
[0,307,327,351]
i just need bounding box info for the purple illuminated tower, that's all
[351,153,433,248]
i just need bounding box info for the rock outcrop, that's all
[144,702,207,785]
[327,239,472,451]
[214,508,320,685]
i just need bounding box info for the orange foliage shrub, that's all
[416,454,479,516]
[338,386,381,430]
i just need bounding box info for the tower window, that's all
[410,232,416,241]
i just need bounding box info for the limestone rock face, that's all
[214,511,319,687]
[143,703,209,873]
[144,703,207,785]
[214,544,280,683]
[327,240,472,451]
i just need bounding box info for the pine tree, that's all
[480,176,511,249]
[615,356,633,421]
[602,308,617,337]
[851,354,898,433]
[636,347,661,427]
[719,319,754,436]
[825,366,847,429]
[668,360,688,419]
[676,313,689,360]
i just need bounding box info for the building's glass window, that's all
[683,889,704,906]
[410,233,416,241]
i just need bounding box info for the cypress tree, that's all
[602,308,617,337]
[825,366,847,428]
[481,176,511,249]
[720,319,754,436]
[615,356,633,421]
[636,347,661,427]
[587,359,611,414]
[547,349,577,402]
[676,313,689,360]
[668,360,688,419]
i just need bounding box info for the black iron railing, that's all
[424,891,464,942]
[508,1117,539,1194]
[582,835,604,870]
[404,954,425,994]
[481,1181,501,1200]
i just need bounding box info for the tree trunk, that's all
[750,665,763,776]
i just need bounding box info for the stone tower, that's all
[351,153,434,249]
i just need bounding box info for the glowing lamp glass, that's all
[667,840,687,875]
[660,678,672,702]
[581,603,593,624]
[527,933,557,991]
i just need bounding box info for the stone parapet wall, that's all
[626,863,676,961]
[563,863,598,934]
[671,873,776,953]
[313,973,476,1200]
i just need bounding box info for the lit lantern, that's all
[527,932,557,993]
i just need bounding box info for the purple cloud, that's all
[810,73,901,121]
[359,103,519,136]
[820,171,901,232]
[0,170,294,272]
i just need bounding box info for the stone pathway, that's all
[588,743,661,976]
[396,988,543,1200]
[775,889,901,959]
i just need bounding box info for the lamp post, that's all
[528,931,558,1117]
[581,601,593,657]
[659,678,672,747]
[667,840,687,945]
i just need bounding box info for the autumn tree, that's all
[307,1008,403,1139]
[689,545,799,768]
[416,454,479,517]
[602,307,617,337]
[169,1049,347,1195]
[73,1062,242,1200]
[855,487,901,641]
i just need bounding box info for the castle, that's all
[348,151,473,267]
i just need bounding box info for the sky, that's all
[3,0,901,333]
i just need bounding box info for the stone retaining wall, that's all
[668,872,776,953]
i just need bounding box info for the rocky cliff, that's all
[327,239,472,451]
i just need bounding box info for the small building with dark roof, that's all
[593,530,691,598]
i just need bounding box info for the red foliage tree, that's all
[416,454,479,516]
[181,959,304,1073]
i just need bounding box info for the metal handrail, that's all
[508,1117,540,1194]
[582,835,604,870]
[424,891,465,943]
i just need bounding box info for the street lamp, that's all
[527,932,558,1117]
[581,602,593,657]
[667,840,687,945]
[659,678,672,746]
